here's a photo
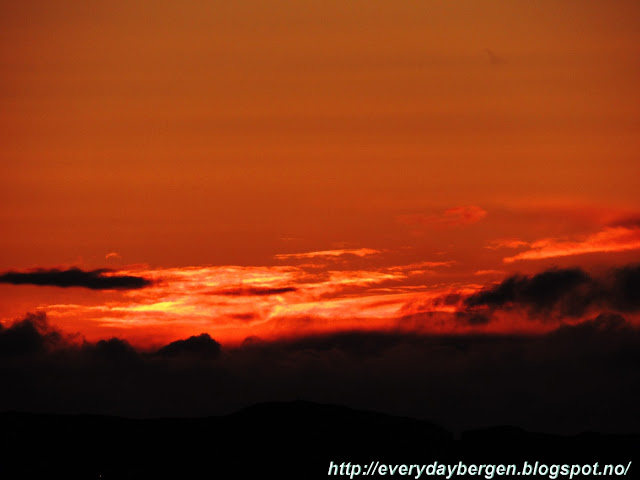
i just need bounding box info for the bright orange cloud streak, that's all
[503,227,640,263]
[274,248,381,260]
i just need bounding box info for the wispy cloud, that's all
[274,248,381,260]
[387,261,454,272]
[503,227,640,263]
[474,269,506,276]
[398,206,487,228]
[486,239,529,250]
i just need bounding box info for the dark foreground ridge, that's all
[0,401,637,479]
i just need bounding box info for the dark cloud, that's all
[155,333,221,359]
[551,312,632,339]
[84,337,143,367]
[609,215,640,228]
[0,312,62,357]
[457,311,491,326]
[609,264,640,312]
[465,268,590,312]
[213,286,298,296]
[0,267,152,290]
[464,264,640,319]
[432,293,463,307]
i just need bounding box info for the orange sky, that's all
[1,1,639,347]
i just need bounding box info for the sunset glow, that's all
[1,0,639,350]
[1,10,640,472]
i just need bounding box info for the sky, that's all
[0,1,639,431]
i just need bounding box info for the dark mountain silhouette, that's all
[0,401,637,479]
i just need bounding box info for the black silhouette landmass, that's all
[0,401,637,479]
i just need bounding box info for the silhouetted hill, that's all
[0,402,637,479]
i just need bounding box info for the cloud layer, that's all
[1,260,638,346]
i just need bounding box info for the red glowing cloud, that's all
[1,256,475,347]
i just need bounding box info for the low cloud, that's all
[0,312,638,435]
[156,333,221,359]
[0,267,152,290]
[0,312,63,356]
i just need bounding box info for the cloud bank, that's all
[0,311,638,436]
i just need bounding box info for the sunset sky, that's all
[1,1,639,350]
